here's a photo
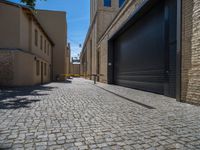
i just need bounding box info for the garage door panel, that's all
[115,69,165,75]
[114,1,165,94]
[115,75,164,83]
[110,0,177,98]
[168,42,177,97]
[115,80,164,94]
[116,65,165,74]
[115,69,165,83]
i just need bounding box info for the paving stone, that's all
[63,143,74,149]
[0,78,200,149]
[67,146,79,150]
[35,145,47,150]
[57,140,65,145]
[74,142,84,146]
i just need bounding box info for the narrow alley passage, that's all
[0,78,200,150]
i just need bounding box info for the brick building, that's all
[80,0,200,105]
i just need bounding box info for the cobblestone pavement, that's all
[0,78,200,150]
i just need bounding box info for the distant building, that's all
[81,0,200,105]
[70,63,80,77]
[70,57,80,77]
[0,0,69,86]
[35,10,68,80]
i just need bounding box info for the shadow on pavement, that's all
[0,85,56,110]
[54,79,72,84]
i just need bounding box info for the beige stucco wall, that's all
[0,51,14,86]
[66,44,71,75]
[36,10,67,80]
[20,8,30,52]
[70,64,80,75]
[13,51,49,86]
[92,23,97,75]
[98,37,108,83]
[13,51,51,86]
[31,20,52,63]
[13,51,34,86]
[86,38,92,78]
[0,2,52,86]
[0,50,51,86]
[80,50,87,77]
[0,3,20,48]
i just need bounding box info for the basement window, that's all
[104,0,111,7]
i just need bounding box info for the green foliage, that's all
[21,0,46,8]
[21,0,36,8]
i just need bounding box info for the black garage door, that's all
[109,0,177,98]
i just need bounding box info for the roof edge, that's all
[0,0,55,46]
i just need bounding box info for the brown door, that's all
[41,62,43,84]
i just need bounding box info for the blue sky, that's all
[9,0,90,57]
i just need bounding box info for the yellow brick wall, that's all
[186,0,200,104]
[181,0,193,101]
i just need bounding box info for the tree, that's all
[21,0,46,8]
[21,0,36,8]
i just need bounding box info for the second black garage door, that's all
[109,0,177,98]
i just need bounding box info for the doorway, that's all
[108,0,178,98]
